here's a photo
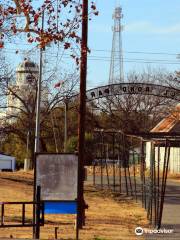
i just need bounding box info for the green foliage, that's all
[1,133,26,170]
[66,132,94,152]
[66,132,95,165]
[15,159,24,170]
[66,135,78,152]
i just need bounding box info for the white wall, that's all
[0,155,16,171]
[145,142,180,174]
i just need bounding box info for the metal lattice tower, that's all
[109,5,124,84]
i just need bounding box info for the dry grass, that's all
[0,171,149,240]
[87,165,141,177]
[167,173,180,183]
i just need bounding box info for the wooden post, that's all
[77,0,88,234]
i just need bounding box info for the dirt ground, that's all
[0,171,149,240]
[167,173,180,183]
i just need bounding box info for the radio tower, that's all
[109,4,124,84]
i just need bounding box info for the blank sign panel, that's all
[36,154,78,201]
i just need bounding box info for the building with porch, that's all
[146,104,180,173]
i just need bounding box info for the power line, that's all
[3,42,180,56]
[91,49,179,56]
[3,50,180,65]
[87,59,180,65]
[2,48,180,62]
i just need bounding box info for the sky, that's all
[3,0,180,90]
[87,0,180,88]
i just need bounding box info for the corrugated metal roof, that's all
[151,104,180,133]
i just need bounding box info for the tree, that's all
[0,0,98,52]
[89,68,178,133]
[0,59,79,168]
[66,132,95,165]
[0,0,99,169]
[0,0,99,171]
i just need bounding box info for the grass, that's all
[0,171,149,239]
[94,237,107,240]
[167,173,180,182]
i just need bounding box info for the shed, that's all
[145,104,180,174]
[0,153,16,171]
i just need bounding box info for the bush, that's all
[66,133,94,165]
[16,159,24,170]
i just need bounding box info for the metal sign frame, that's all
[34,153,78,203]
[86,83,180,101]
[0,201,44,228]
[35,153,78,201]
[33,153,79,238]
[69,83,180,102]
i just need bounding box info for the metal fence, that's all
[92,129,179,229]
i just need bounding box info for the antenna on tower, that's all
[115,0,120,7]
[109,4,124,84]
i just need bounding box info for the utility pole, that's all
[24,130,30,170]
[64,99,68,152]
[33,11,44,239]
[34,17,44,155]
[34,49,43,155]
[77,0,88,236]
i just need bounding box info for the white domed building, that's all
[16,59,39,87]
[6,59,48,120]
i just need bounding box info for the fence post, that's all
[35,185,41,239]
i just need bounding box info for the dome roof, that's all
[16,59,39,72]
[176,103,180,110]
